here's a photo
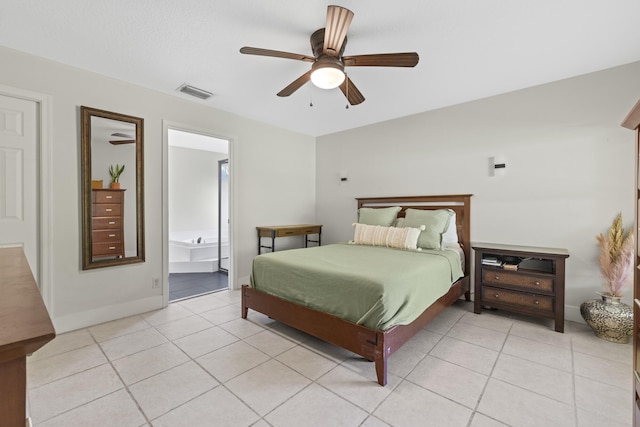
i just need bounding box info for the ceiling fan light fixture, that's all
[310,58,345,89]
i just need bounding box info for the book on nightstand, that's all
[481,257,503,267]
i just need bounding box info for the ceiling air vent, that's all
[177,84,213,100]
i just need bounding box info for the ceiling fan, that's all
[240,5,419,106]
[109,132,136,145]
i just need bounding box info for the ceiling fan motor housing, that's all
[310,28,346,58]
[311,55,344,74]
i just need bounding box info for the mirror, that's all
[81,106,144,270]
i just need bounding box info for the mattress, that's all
[250,242,464,331]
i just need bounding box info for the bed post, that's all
[375,332,388,386]
[241,285,249,319]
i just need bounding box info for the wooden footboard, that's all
[242,276,469,386]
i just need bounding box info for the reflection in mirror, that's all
[81,106,144,270]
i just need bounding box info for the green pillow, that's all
[358,206,402,227]
[402,209,453,250]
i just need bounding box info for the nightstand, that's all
[473,243,569,332]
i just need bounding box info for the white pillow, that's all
[442,211,459,245]
[351,223,424,250]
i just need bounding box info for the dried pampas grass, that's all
[597,213,634,297]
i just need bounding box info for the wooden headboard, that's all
[356,194,472,276]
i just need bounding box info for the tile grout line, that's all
[467,314,512,426]
[570,326,579,427]
[91,326,154,426]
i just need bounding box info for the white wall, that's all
[168,146,227,238]
[0,46,316,332]
[316,61,640,323]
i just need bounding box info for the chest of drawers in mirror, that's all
[91,189,125,260]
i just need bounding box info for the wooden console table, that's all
[256,224,322,254]
[0,248,56,425]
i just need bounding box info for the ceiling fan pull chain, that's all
[309,88,314,107]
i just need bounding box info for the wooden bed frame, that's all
[241,194,472,386]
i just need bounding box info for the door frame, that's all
[217,158,229,273]
[0,84,53,309]
[162,120,236,304]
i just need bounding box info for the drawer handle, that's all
[534,281,540,286]
[108,234,115,237]
[285,231,294,235]
[106,195,113,199]
[494,293,500,298]
[534,300,540,305]
[108,246,116,250]
[108,221,116,225]
[494,275,500,280]
[106,209,112,212]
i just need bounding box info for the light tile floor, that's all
[27,290,633,426]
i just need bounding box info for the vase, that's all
[110,182,120,189]
[580,294,633,343]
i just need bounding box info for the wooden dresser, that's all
[92,188,125,259]
[473,243,569,332]
[622,99,640,426]
[0,248,55,425]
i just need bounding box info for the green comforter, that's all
[250,243,464,331]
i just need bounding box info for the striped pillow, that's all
[351,223,424,250]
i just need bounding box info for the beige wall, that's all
[316,61,640,322]
[0,46,316,332]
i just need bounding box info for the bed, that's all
[241,194,472,386]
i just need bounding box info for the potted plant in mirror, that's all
[580,213,634,343]
[109,164,124,189]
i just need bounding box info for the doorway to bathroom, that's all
[167,129,230,302]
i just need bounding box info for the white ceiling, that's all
[2,1,639,137]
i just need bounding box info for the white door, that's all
[0,94,38,281]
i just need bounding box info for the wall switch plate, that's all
[152,278,160,289]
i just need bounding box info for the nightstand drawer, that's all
[482,286,554,313]
[482,269,554,293]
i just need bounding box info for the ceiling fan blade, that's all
[277,70,313,97]
[339,76,365,105]
[111,132,133,138]
[323,5,354,57]
[240,46,315,62]
[342,53,419,67]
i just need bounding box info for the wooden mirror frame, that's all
[81,106,145,270]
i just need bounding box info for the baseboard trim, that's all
[52,295,164,333]
[565,304,585,324]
